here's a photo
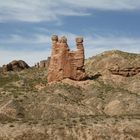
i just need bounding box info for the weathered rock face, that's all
[47,35,86,83]
[109,66,140,77]
[35,57,50,68]
[40,59,49,68]
[2,60,29,72]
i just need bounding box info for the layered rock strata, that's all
[109,66,140,77]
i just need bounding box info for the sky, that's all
[0,0,140,66]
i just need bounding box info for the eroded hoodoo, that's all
[47,35,86,83]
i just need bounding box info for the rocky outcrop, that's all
[85,50,140,94]
[109,66,140,77]
[2,60,29,72]
[47,35,86,83]
[35,57,50,68]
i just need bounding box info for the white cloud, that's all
[0,0,140,22]
[0,0,89,22]
[61,0,140,10]
[84,35,140,57]
[0,33,140,66]
[51,32,140,57]
[0,34,51,44]
[0,50,51,67]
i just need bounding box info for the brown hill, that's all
[0,50,139,140]
[85,50,140,94]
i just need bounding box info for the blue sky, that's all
[0,0,140,66]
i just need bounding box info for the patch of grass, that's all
[0,74,19,87]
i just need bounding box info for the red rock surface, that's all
[47,35,86,83]
[109,66,140,77]
[35,57,50,68]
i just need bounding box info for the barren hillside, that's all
[0,50,140,140]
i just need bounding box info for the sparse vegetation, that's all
[0,50,139,139]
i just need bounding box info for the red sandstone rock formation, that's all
[47,35,86,83]
[108,66,140,77]
[35,57,50,68]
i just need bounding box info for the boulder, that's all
[2,60,29,72]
